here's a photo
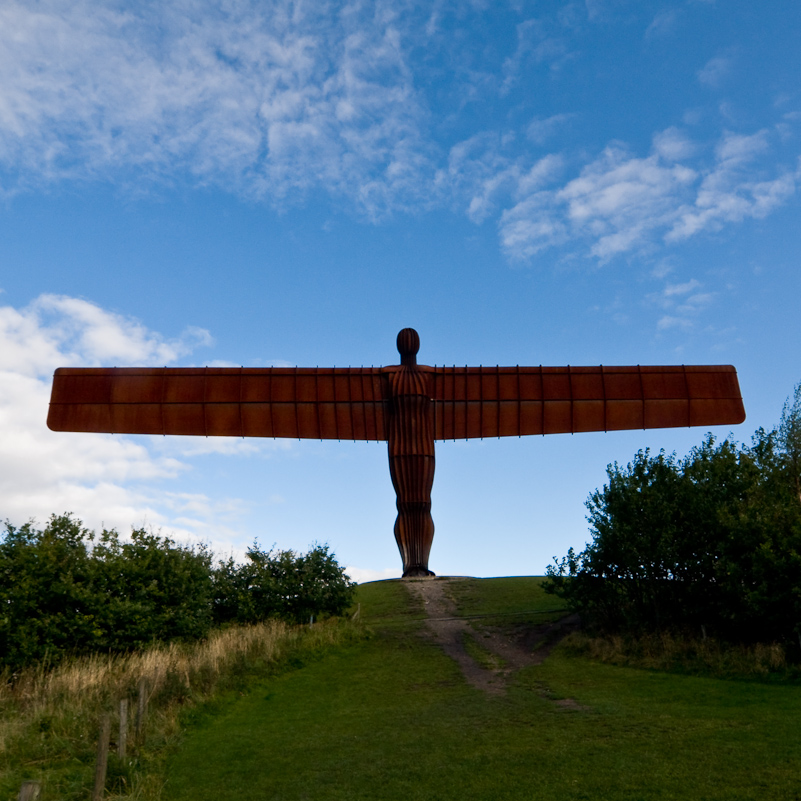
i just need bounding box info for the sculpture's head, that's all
[396,328,420,367]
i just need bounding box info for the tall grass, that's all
[559,629,800,681]
[1,618,360,800]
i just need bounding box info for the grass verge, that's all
[0,618,362,800]
[560,629,801,682]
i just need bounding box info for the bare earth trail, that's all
[405,577,581,700]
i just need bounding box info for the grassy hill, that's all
[161,577,801,800]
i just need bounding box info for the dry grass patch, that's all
[559,629,798,680]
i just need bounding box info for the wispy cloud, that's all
[497,126,798,262]
[498,137,696,261]
[443,131,564,225]
[662,279,701,298]
[0,2,797,266]
[650,276,717,332]
[656,315,694,331]
[667,131,797,241]
[502,16,577,87]
[526,113,575,145]
[697,55,732,88]
[0,0,432,218]
[556,146,697,259]
[645,9,679,39]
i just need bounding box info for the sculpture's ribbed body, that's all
[387,361,435,577]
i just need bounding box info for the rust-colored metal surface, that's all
[48,328,745,577]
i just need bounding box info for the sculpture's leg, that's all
[387,385,436,577]
[389,453,436,577]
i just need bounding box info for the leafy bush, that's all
[545,383,801,648]
[90,527,215,649]
[0,515,355,672]
[0,515,214,670]
[0,514,97,670]
[212,542,356,626]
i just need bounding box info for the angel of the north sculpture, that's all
[48,327,745,577]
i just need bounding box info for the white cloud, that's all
[657,315,693,331]
[501,16,576,90]
[0,0,432,218]
[441,132,557,225]
[584,0,604,22]
[652,127,695,161]
[667,130,797,241]
[526,114,575,145]
[645,9,678,39]
[557,146,697,258]
[498,192,568,259]
[497,126,798,262]
[0,294,212,376]
[345,565,402,583]
[663,279,701,297]
[715,129,769,164]
[0,2,797,266]
[648,276,716,333]
[498,139,697,261]
[697,55,731,88]
[516,153,564,196]
[0,294,259,552]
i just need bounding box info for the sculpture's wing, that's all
[431,365,745,440]
[47,367,390,441]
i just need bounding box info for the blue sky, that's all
[1,0,799,580]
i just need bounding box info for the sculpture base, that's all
[402,566,436,578]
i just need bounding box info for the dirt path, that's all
[404,577,580,696]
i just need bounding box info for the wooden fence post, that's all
[118,698,128,760]
[92,713,111,801]
[135,678,147,743]
[18,781,41,801]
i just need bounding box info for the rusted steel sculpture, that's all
[48,328,745,576]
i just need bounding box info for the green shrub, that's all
[0,514,355,672]
[90,527,215,649]
[0,514,97,670]
[212,542,356,626]
[545,381,801,649]
[0,515,214,670]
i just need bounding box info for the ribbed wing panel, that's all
[47,367,390,441]
[49,364,745,442]
[431,365,745,440]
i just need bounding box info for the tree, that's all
[211,542,355,626]
[90,527,215,649]
[778,380,801,505]
[544,423,801,646]
[0,514,97,669]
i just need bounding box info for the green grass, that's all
[444,575,570,643]
[443,575,563,618]
[352,577,425,626]
[161,578,801,800]
[461,631,507,671]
